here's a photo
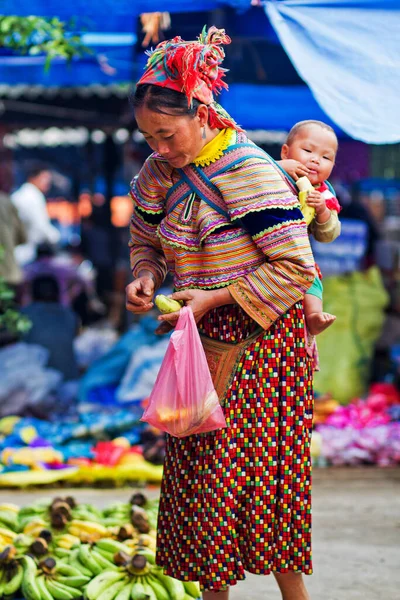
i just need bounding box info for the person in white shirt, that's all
[12,163,60,265]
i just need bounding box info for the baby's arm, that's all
[309,209,341,242]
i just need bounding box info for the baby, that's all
[279,120,341,336]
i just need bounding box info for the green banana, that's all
[0,569,6,599]
[21,555,42,600]
[86,570,126,600]
[56,562,84,578]
[114,580,134,600]
[95,547,116,563]
[78,544,103,575]
[55,547,71,558]
[36,575,54,600]
[130,578,148,600]
[57,573,91,587]
[97,577,130,600]
[141,579,157,600]
[96,538,129,554]
[153,569,186,600]
[92,548,118,570]
[147,573,170,600]
[3,561,24,595]
[183,580,201,598]
[45,576,79,599]
[155,294,183,314]
[68,547,93,577]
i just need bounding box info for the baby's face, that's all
[282,125,337,186]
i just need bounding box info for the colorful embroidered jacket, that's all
[129,130,315,330]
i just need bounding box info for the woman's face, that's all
[135,106,206,168]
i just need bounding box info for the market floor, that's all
[3,467,400,600]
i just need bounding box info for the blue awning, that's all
[219,83,342,133]
[264,0,400,143]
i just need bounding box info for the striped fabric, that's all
[129,130,315,329]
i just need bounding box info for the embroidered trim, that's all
[193,128,235,167]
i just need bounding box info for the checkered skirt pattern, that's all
[156,303,314,591]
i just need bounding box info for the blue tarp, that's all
[220,83,340,132]
[0,0,250,22]
[1,1,399,142]
[265,0,400,143]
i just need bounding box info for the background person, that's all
[12,162,60,266]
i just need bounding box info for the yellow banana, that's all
[0,527,16,541]
[68,519,108,538]
[0,503,20,513]
[296,176,315,225]
[155,294,183,314]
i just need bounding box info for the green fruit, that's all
[36,575,54,600]
[147,573,170,600]
[45,577,78,599]
[86,570,126,600]
[141,579,157,600]
[130,578,148,600]
[78,544,103,575]
[3,561,24,595]
[114,580,133,600]
[57,573,91,587]
[21,555,42,600]
[152,569,185,600]
[155,295,183,314]
[183,580,201,598]
[97,577,129,600]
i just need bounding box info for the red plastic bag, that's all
[141,307,226,437]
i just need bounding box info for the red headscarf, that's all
[137,26,243,131]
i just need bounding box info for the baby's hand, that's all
[279,159,310,180]
[306,190,326,215]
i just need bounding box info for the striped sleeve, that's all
[128,156,168,289]
[217,158,316,329]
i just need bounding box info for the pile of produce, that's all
[314,383,400,466]
[0,417,164,488]
[0,493,200,599]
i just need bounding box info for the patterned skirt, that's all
[156,303,314,591]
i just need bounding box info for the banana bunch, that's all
[21,554,91,600]
[23,518,50,537]
[154,294,183,314]
[67,519,109,542]
[71,503,103,524]
[86,550,201,600]
[102,502,132,528]
[0,552,24,597]
[0,502,20,531]
[0,525,17,550]
[71,542,123,576]
[54,533,82,552]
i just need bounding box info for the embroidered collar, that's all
[193,128,235,167]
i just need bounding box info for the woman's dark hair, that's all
[131,84,201,118]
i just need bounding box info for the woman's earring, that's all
[202,126,207,140]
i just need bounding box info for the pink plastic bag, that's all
[141,306,227,437]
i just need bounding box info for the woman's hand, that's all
[279,159,310,180]
[156,288,235,330]
[126,272,155,314]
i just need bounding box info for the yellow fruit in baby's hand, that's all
[155,294,183,314]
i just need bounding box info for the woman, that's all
[127,27,316,600]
